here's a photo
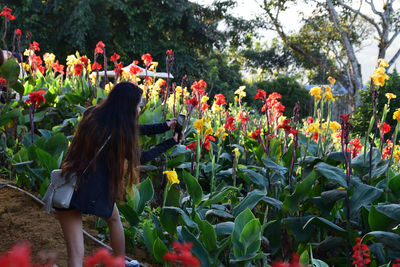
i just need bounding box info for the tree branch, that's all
[337,0,382,36]
[365,0,382,16]
[388,47,400,68]
[388,31,400,47]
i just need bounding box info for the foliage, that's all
[353,69,400,135]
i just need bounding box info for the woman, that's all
[57,82,181,267]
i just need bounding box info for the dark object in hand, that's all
[174,114,186,137]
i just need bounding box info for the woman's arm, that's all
[139,122,170,136]
[140,138,177,164]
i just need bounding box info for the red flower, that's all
[74,63,84,76]
[239,112,249,125]
[91,62,102,71]
[185,141,197,151]
[15,28,21,37]
[340,113,350,122]
[114,63,124,76]
[141,53,153,66]
[201,103,210,111]
[79,56,89,66]
[202,135,215,150]
[0,6,15,21]
[110,52,120,63]
[378,122,391,134]
[382,139,393,159]
[214,93,227,106]
[0,77,7,86]
[29,41,40,52]
[393,259,400,267]
[52,60,65,75]
[348,137,363,158]
[166,49,173,56]
[352,237,371,267]
[0,242,31,267]
[95,41,105,55]
[224,116,237,131]
[254,89,267,100]
[306,117,314,124]
[25,90,46,108]
[269,92,282,100]
[163,242,200,267]
[188,96,199,107]
[271,253,304,267]
[84,247,124,267]
[191,80,207,96]
[290,129,299,136]
[129,61,142,76]
[251,129,261,140]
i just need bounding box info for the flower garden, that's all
[1,5,400,267]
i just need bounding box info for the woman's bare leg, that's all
[103,204,125,256]
[56,209,84,267]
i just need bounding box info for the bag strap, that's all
[82,134,112,175]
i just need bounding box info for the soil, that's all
[0,179,160,267]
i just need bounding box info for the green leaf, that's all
[0,59,20,83]
[285,216,316,243]
[0,108,20,128]
[11,81,24,95]
[137,178,154,214]
[368,204,400,231]
[181,227,210,267]
[262,158,287,174]
[182,170,203,205]
[389,174,400,196]
[142,221,157,255]
[160,208,179,236]
[214,222,234,236]
[231,208,256,257]
[300,250,309,266]
[239,218,261,255]
[283,171,317,213]
[240,168,268,189]
[153,237,168,262]
[199,220,218,251]
[163,207,197,228]
[303,216,345,233]
[35,147,58,173]
[312,259,329,267]
[314,162,347,188]
[232,189,266,217]
[364,231,400,251]
[198,186,237,209]
[118,204,140,227]
[350,182,383,216]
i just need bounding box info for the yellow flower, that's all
[163,169,179,185]
[193,118,205,133]
[66,54,79,66]
[215,127,228,140]
[328,76,336,85]
[90,72,97,84]
[393,145,400,163]
[234,96,239,103]
[310,86,322,100]
[393,108,400,122]
[204,127,213,136]
[329,121,341,132]
[21,63,30,72]
[43,53,55,66]
[149,61,158,71]
[378,58,389,68]
[23,49,33,57]
[371,66,389,87]
[325,90,335,101]
[234,86,246,98]
[386,93,396,102]
[278,116,287,125]
[104,82,114,93]
[337,186,345,190]
[306,121,320,133]
[174,86,182,97]
[211,103,221,113]
[233,148,240,158]
[201,96,209,103]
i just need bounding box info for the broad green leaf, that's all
[198,186,237,209]
[118,204,139,227]
[11,81,24,95]
[181,227,210,267]
[368,205,394,231]
[303,216,345,233]
[283,171,317,213]
[163,206,197,228]
[364,231,400,251]
[262,158,287,174]
[240,168,268,189]
[137,178,154,214]
[314,162,347,188]
[231,208,256,257]
[352,148,382,168]
[160,208,179,235]
[239,218,261,255]
[232,189,266,217]
[229,252,263,263]
[214,222,234,236]
[0,59,20,83]
[285,216,316,243]
[182,170,203,205]
[153,237,168,262]
[389,174,400,196]
[312,259,329,267]
[350,182,383,216]
[205,209,233,219]
[35,147,58,173]
[199,220,218,251]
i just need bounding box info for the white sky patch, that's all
[194,0,400,83]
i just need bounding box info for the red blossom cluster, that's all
[84,248,124,267]
[254,89,267,100]
[251,129,261,140]
[187,96,199,108]
[29,41,40,52]
[25,90,46,108]
[378,122,391,134]
[114,62,124,77]
[214,93,227,106]
[191,80,207,97]
[224,116,237,131]
[163,242,200,267]
[382,139,393,159]
[271,253,304,267]
[74,62,84,76]
[392,259,400,267]
[94,41,105,55]
[52,60,64,75]
[0,242,52,267]
[352,238,371,267]
[110,52,120,63]
[185,136,215,151]
[185,141,197,151]
[15,28,22,37]
[129,60,142,77]
[0,77,7,87]
[91,62,102,71]
[141,53,153,67]
[166,49,173,56]
[201,103,210,111]
[263,92,285,115]
[238,112,249,125]
[348,137,363,158]
[0,6,15,21]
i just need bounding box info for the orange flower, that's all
[141,53,153,66]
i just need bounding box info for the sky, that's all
[194,0,400,83]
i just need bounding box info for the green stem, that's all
[386,122,399,201]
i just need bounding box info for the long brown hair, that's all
[61,82,143,200]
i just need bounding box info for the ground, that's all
[0,179,160,267]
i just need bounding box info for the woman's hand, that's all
[173,132,184,143]
[166,118,177,129]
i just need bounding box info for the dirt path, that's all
[0,180,159,267]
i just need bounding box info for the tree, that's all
[261,0,400,111]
